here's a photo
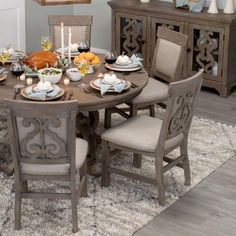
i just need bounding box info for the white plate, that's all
[113,62,140,69]
[32,84,54,92]
[90,78,131,92]
[105,63,142,72]
[101,78,121,85]
[115,59,133,66]
[56,48,80,56]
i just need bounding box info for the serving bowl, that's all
[37,67,62,84]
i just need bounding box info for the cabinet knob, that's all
[187,48,191,53]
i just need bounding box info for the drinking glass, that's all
[0,48,10,66]
[77,59,90,79]
[77,41,90,53]
[10,60,25,89]
[41,36,52,51]
[104,50,117,64]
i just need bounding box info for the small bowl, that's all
[37,68,62,84]
[66,68,82,81]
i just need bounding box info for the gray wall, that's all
[73,0,111,51]
[25,1,73,52]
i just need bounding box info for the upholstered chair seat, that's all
[21,138,88,176]
[129,77,169,104]
[102,115,184,153]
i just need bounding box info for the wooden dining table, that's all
[0,64,149,175]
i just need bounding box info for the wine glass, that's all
[77,59,90,79]
[41,36,52,51]
[10,60,25,89]
[104,50,117,64]
[0,48,10,66]
[77,41,90,53]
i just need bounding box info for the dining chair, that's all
[101,69,203,206]
[104,27,188,128]
[48,15,93,51]
[5,100,88,233]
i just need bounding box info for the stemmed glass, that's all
[41,36,52,51]
[0,48,10,67]
[104,50,117,64]
[77,41,90,53]
[10,60,25,89]
[77,59,90,80]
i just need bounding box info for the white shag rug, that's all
[0,110,236,236]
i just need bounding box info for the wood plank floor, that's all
[134,87,236,236]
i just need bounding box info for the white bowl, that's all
[66,68,82,81]
[37,68,62,84]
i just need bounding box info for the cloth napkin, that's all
[25,85,61,100]
[100,80,126,96]
[130,54,143,66]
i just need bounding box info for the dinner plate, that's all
[90,78,131,92]
[55,48,80,57]
[115,59,133,66]
[0,74,7,82]
[21,86,64,101]
[112,62,140,69]
[105,63,142,72]
[101,78,122,85]
[32,84,54,93]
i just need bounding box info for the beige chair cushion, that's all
[21,138,88,176]
[130,77,168,104]
[155,38,182,79]
[102,115,184,153]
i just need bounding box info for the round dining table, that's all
[0,64,149,175]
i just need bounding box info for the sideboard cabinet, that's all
[108,0,236,97]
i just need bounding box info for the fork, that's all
[13,87,21,100]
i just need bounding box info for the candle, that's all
[61,22,64,58]
[63,77,70,86]
[20,74,25,81]
[68,27,72,64]
[26,77,33,86]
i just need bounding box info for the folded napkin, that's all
[100,80,126,96]
[130,54,143,66]
[25,85,61,100]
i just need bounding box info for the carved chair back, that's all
[5,100,78,176]
[156,69,203,153]
[48,15,93,50]
[151,27,188,82]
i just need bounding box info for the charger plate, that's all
[21,85,65,101]
[90,78,131,92]
[105,63,142,72]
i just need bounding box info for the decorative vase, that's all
[223,0,235,14]
[207,0,219,14]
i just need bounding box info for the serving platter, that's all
[90,78,131,92]
[21,85,64,101]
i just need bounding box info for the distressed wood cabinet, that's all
[108,0,236,97]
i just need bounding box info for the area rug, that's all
[0,110,236,236]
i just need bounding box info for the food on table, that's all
[41,68,61,75]
[37,67,62,84]
[70,43,79,52]
[116,53,130,64]
[23,51,58,69]
[74,52,101,66]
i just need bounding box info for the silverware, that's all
[68,90,73,100]
[13,87,21,100]
[83,87,103,98]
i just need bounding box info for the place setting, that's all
[104,51,143,72]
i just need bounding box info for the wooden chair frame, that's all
[48,15,93,51]
[5,100,87,233]
[101,69,203,206]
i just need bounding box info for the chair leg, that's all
[104,108,112,129]
[15,181,22,230]
[149,105,155,117]
[22,181,28,192]
[101,140,111,187]
[180,142,191,186]
[133,154,142,168]
[155,159,165,206]
[70,178,79,233]
[79,161,88,198]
